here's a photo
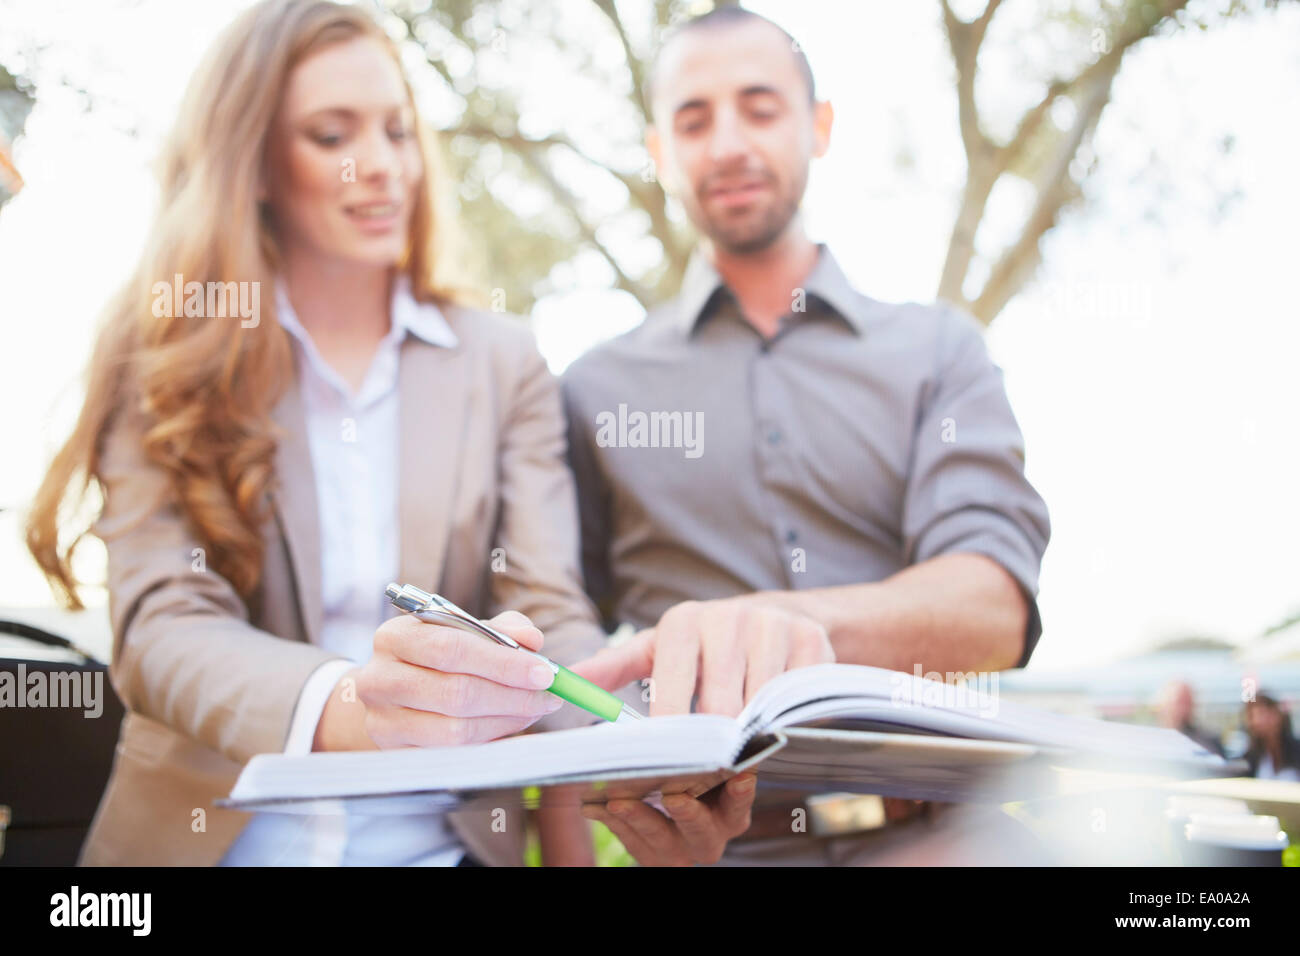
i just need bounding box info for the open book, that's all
[222,664,1227,813]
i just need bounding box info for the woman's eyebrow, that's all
[297,107,355,123]
[297,103,411,122]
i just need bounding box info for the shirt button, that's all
[785,529,798,544]
[767,428,782,445]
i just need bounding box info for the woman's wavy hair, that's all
[25,0,476,609]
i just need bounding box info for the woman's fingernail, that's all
[530,663,555,688]
[543,696,564,712]
[731,775,756,793]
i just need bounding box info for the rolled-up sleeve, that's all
[901,307,1051,666]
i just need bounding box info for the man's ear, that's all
[645,124,672,194]
[811,99,834,159]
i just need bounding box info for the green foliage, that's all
[384,0,714,314]
[592,820,636,867]
[524,819,636,867]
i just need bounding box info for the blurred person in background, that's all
[1156,680,1223,757]
[1243,693,1300,781]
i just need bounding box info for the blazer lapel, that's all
[403,324,520,864]
[269,370,324,647]
[266,323,471,645]
[397,330,471,593]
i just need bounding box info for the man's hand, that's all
[568,600,827,866]
[572,598,835,716]
[580,773,757,866]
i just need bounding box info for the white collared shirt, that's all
[221,275,465,867]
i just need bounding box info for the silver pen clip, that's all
[384,583,526,651]
[384,582,642,724]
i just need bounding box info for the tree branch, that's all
[998,0,1190,169]
[940,0,1194,321]
[510,145,646,300]
[972,58,1120,322]
[453,121,685,293]
[939,0,1004,163]
[591,0,651,124]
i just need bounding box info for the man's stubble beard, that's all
[697,168,808,257]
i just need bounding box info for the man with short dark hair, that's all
[565,8,1051,865]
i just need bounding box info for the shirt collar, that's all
[675,243,870,337]
[274,273,459,351]
[389,274,459,349]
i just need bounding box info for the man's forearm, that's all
[749,553,1029,673]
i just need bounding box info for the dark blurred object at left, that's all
[0,612,124,866]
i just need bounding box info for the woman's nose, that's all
[354,125,402,182]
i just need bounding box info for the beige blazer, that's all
[79,303,606,867]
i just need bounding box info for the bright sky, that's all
[1,0,1297,672]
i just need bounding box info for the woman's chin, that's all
[330,239,408,269]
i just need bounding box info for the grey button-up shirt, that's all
[561,245,1051,666]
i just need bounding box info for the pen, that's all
[385,583,644,724]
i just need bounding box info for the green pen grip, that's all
[548,665,624,722]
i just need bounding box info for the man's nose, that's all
[706,107,750,164]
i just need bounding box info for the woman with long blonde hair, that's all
[26,0,602,866]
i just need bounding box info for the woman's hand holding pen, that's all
[313,611,564,751]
